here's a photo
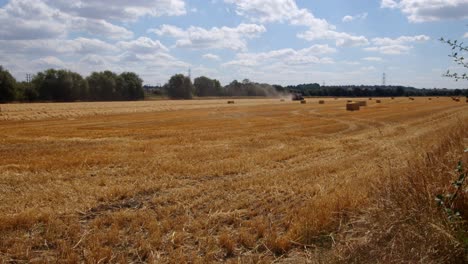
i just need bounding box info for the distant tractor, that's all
[291,93,304,101]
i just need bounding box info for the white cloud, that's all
[365,34,430,55]
[32,56,66,68]
[342,13,368,22]
[70,17,133,39]
[380,0,468,22]
[0,0,134,40]
[202,53,221,61]
[371,35,430,45]
[46,0,187,21]
[362,57,383,61]
[150,23,266,51]
[223,44,336,67]
[381,0,399,9]
[298,30,369,47]
[225,0,369,47]
[0,38,118,55]
[364,44,413,55]
[0,0,68,40]
[118,37,168,54]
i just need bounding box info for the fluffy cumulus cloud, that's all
[224,0,369,47]
[364,34,430,54]
[0,0,136,40]
[0,0,69,40]
[381,0,468,22]
[0,38,118,55]
[0,0,188,40]
[47,0,186,21]
[150,23,266,51]
[0,0,191,83]
[342,13,368,23]
[223,44,336,67]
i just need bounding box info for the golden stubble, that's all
[0,97,466,262]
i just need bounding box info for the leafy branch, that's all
[440,37,468,81]
[435,160,467,221]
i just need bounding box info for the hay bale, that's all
[391,97,395,99]
[357,101,367,106]
[428,98,432,100]
[346,102,360,111]
[376,100,381,103]
[369,98,372,100]
[318,100,325,104]
[227,101,235,104]
[347,100,353,103]
[301,100,307,104]
[409,97,415,101]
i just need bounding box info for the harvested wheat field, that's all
[1,97,467,263]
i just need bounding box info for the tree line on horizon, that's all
[1,65,466,103]
[0,66,145,103]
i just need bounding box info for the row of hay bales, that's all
[226,96,467,106]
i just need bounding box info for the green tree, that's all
[33,69,87,101]
[0,66,17,103]
[87,71,119,101]
[167,74,193,99]
[15,81,38,102]
[194,76,222,96]
[119,72,144,100]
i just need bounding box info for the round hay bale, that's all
[376,100,381,103]
[227,101,235,104]
[319,100,325,104]
[301,100,307,104]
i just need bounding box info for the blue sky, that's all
[0,0,467,88]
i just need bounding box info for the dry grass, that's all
[0,97,466,263]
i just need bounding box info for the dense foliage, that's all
[224,79,280,97]
[166,74,194,99]
[194,76,222,96]
[0,66,16,103]
[0,66,144,103]
[285,84,468,97]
